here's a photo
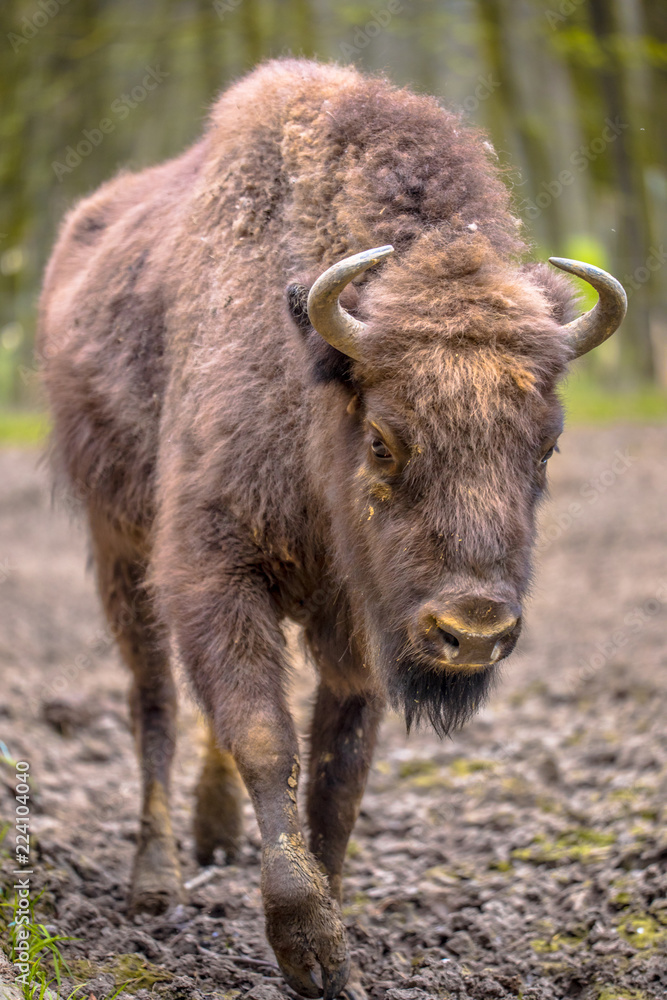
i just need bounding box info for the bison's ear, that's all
[520,261,581,325]
[286,282,354,385]
[286,283,312,335]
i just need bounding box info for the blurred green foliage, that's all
[1,0,666,409]
[562,371,667,423]
[0,410,50,445]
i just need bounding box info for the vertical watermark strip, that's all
[11,759,33,987]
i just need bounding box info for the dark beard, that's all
[360,601,499,739]
[391,656,497,738]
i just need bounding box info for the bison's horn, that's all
[307,245,395,361]
[549,257,627,358]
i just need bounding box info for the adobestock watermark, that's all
[8,758,33,988]
[571,578,667,689]
[213,0,242,20]
[517,118,628,220]
[544,0,586,31]
[536,447,635,554]
[8,0,70,54]
[28,565,147,734]
[15,304,112,387]
[501,162,528,194]
[15,319,82,388]
[339,0,405,58]
[0,555,12,584]
[52,65,169,181]
[32,604,135,712]
[459,74,500,115]
[623,244,666,299]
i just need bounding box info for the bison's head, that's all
[288,236,626,736]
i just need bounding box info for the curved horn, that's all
[307,245,395,361]
[549,257,627,359]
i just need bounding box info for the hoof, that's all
[339,964,367,1000]
[130,838,184,915]
[193,750,244,866]
[340,984,368,1000]
[264,847,350,1000]
[193,791,242,865]
[193,823,241,867]
[129,881,183,916]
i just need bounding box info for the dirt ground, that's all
[1,423,666,1000]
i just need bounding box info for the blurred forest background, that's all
[1,0,666,418]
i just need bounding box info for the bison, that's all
[38,59,626,999]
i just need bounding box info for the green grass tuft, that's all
[70,953,173,992]
[0,889,84,1000]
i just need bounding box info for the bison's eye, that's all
[371,437,393,461]
[540,444,558,465]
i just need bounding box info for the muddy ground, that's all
[0,424,666,1000]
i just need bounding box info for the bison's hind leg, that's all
[88,510,184,915]
[193,724,245,866]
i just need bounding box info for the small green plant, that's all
[512,827,616,865]
[0,740,18,768]
[0,889,78,999]
[71,954,172,992]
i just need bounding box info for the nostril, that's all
[439,629,460,649]
[418,602,521,667]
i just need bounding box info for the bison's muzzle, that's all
[411,596,522,669]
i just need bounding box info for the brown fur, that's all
[38,59,579,996]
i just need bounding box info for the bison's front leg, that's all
[153,509,349,999]
[234,714,349,998]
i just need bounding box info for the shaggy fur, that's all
[38,59,580,994]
